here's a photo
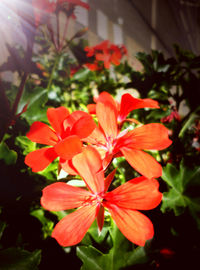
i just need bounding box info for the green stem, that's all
[0,72,28,142]
[56,11,60,50]
[11,73,28,116]
[109,220,118,270]
[59,15,70,51]
[179,112,198,138]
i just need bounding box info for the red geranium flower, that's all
[85,63,100,71]
[84,92,172,178]
[32,0,89,26]
[87,91,159,125]
[41,146,162,247]
[85,40,110,57]
[161,107,181,123]
[85,41,127,70]
[25,106,95,172]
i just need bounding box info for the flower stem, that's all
[179,112,198,138]
[11,72,28,116]
[56,12,61,49]
[59,15,70,51]
[47,54,60,91]
[109,220,118,270]
[0,72,28,142]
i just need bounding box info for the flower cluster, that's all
[32,0,89,52]
[25,92,172,247]
[32,0,89,26]
[25,107,95,172]
[161,106,181,123]
[84,40,127,71]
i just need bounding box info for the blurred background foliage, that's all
[0,11,200,269]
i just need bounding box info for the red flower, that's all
[85,41,127,70]
[32,0,56,26]
[85,40,109,57]
[87,91,159,125]
[160,248,175,258]
[85,63,100,71]
[84,92,172,178]
[25,107,95,172]
[32,0,89,26]
[41,146,162,247]
[161,108,181,123]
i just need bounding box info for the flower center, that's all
[82,193,103,207]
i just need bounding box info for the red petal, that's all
[95,53,110,69]
[47,107,69,137]
[96,101,118,139]
[41,182,91,211]
[32,0,56,26]
[85,63,99,71]
[84,46,94,56]
[110,50,121,65]
[104,203,154,246]
[60,159,78,175]
[96,92,117,108]
[121,148,162,179]
[102,154,113,170]
[104,176,162,210]
[104,169,117,192]
[103,61,110,69]
[25,147,58,172]
[54,135,82,160]
[52,203,98,246]
[88,92,118,114]
[94,40,109,51]
[64,111,90,129]
[119,123,172,150]
[119,94,159,122]
[70,114,96,139]
[72,146,104,194]
[84,126,106,145]
[27,122,58,146]
[87,104,96,114]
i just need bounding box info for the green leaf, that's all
[77,246,109,270]
[31,209,54,239]
[124,246,148,266]
[51,210,68,221]
[0,248,41,270]
[0,142,17,165]
[79,219,111,248]
[77,222,149,270]
[161,161,200,225]
[146,108,168,121]
[15,136,36,156]
[15,136,57,179]
[18,87,48,125]
[72,68,91,81]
